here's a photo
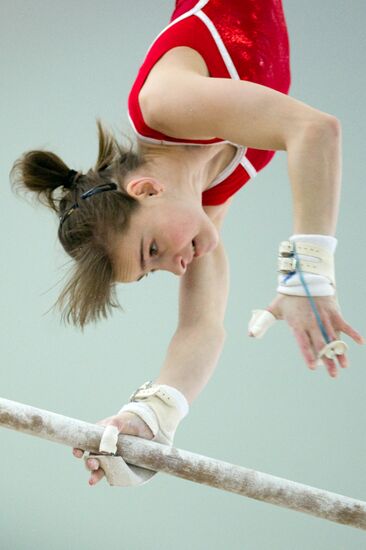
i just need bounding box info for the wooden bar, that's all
[1,396,365,530]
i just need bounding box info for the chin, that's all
[210,234,220,253]
[194,227,219,258]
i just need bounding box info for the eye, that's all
[149,241,158,257]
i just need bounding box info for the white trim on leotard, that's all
[146,0,210,49]
[240,157,258,179]
[129,115,251,188]
[195,10,240,80]
[128,0,257,186]
[128,112,225,148]
[208,145,245,187]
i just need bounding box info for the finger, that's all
[310,328,337,378]
[86,458,100,471]
[95,417,114,426]
[248,309,277,338]
[292,328,317,370]
[267,294,284,320]
[321,317,348,369]
[72,448,84,458]
[334,348,348,370]
[331,312,365,344]
[99,424,120,454]
[89,467,105,486]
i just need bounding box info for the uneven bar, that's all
[1,397,365,530]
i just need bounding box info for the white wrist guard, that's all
[248,234,338,340]
[90,382,189,487]
[118,382,189,444]
[276,234,337,297]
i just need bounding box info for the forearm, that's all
[178,240,230,327]
[287,119,342,236]
[155,227,229,404]
[155,325,226,405]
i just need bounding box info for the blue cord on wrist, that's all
[292,242,331,345]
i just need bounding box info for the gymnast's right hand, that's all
[72,412,154,486]
[73,383,189,487]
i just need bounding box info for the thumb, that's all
[248,308,277,339]
[96,413,138,453]
[99,424,120,454]
[267,294,285,320]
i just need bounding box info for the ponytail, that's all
[10,119,145,328]
[10,149,79,212]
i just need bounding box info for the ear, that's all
[126,177,164,200]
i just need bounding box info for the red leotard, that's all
[128,0,291,206]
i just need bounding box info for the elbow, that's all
[290,114,341,152]
[286,114,341,152]
[326,115,342,137]
[308,114,342,140]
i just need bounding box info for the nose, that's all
[158,246,193,276]
[169,253,188,276]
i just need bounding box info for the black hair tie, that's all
[59,182,118,227]
[80,182,117,200]
[64,169,80,189]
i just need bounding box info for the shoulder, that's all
[140,46,209,93]
[150,46,210,78]
[139,46,210,130]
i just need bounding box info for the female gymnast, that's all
[10,0,364,487]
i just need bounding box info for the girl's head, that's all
[10,121,218,328]
[113,168,219,284]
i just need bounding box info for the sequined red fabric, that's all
[172,0,291,93]
[128,1,291,205]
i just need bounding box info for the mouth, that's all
[192,238,202,258]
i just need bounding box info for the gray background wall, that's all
[1,1,365,548]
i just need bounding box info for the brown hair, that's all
[10,120,146,329]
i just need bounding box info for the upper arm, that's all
[142,70,328,151]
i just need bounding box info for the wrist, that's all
[276,234,337,297]
[118,381,189,444]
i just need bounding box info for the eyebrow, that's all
[136,237,146,282]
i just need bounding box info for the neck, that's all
[135,140,213,201]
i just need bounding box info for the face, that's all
[113,191,219,283]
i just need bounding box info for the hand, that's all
[251,294,365,378]
[72,412,154,486]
